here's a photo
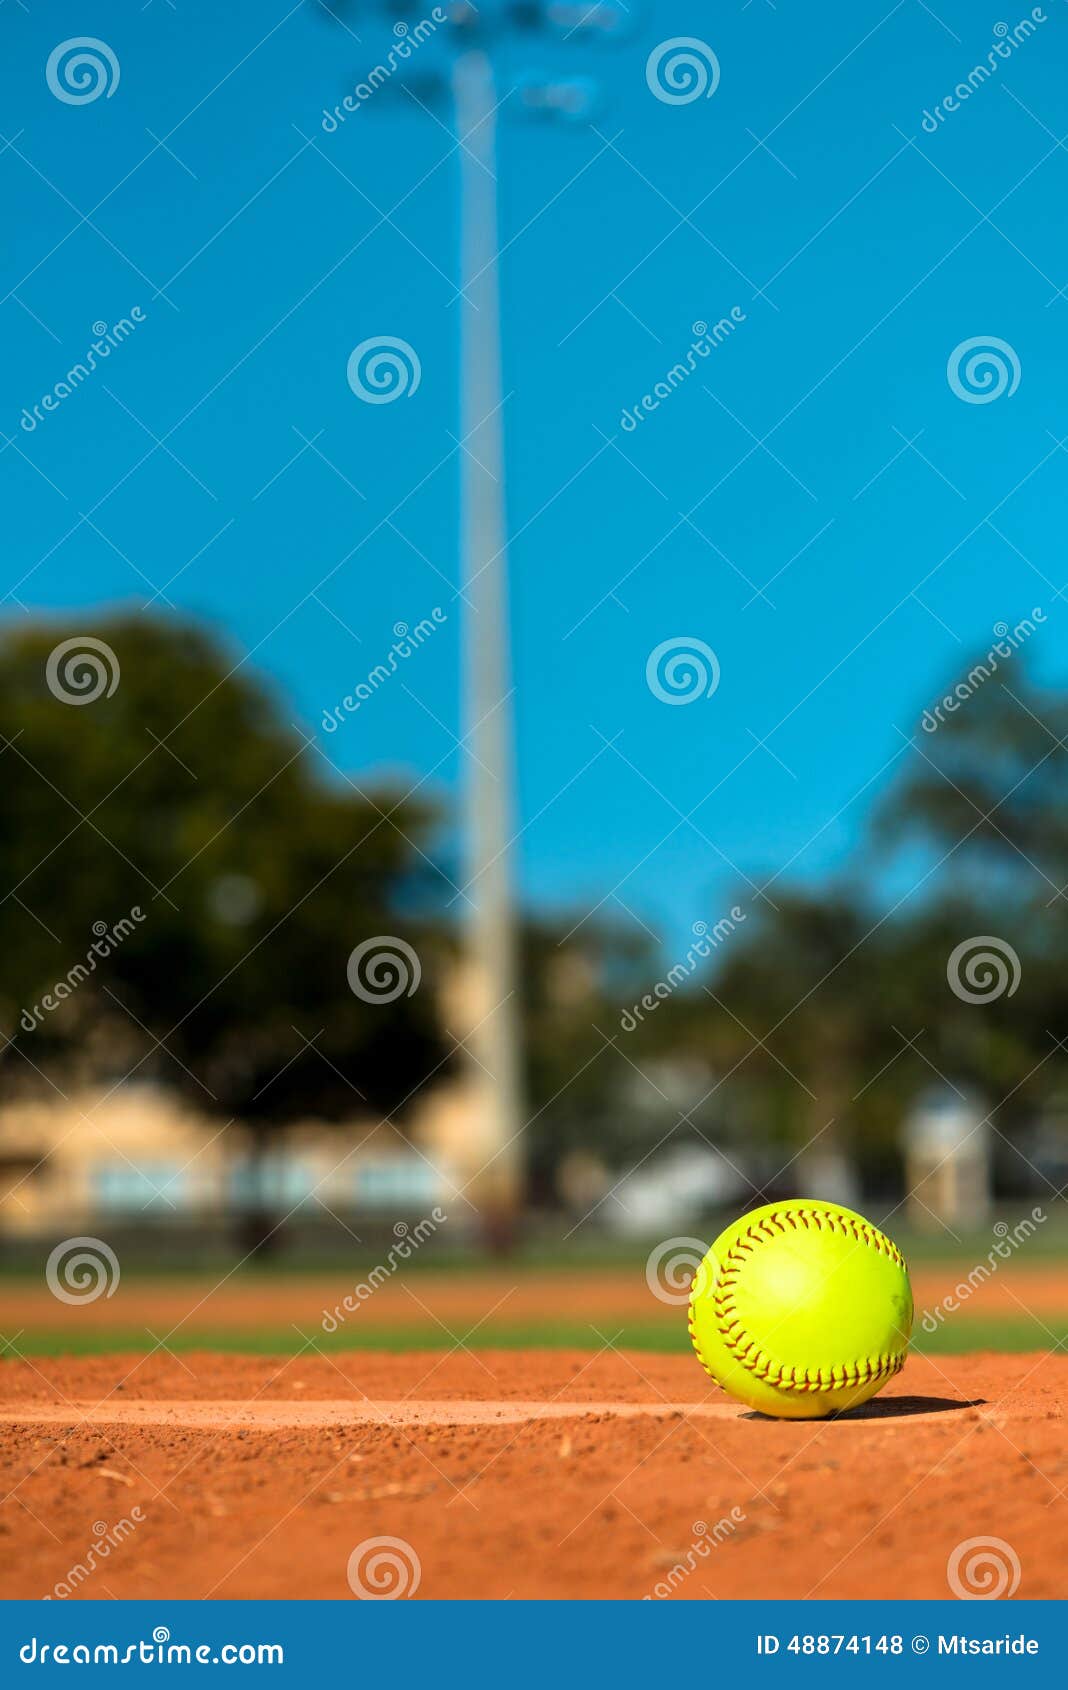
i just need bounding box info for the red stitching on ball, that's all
[689,1204,909,1396]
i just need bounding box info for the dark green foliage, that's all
[0,614,449,1121]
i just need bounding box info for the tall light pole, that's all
[452,44,525,1239]
[321,1,625,1242]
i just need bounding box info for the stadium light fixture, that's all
[320,0,618,1242]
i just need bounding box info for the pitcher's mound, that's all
[1,1348,1064,1599]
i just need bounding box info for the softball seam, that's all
[688,1205,909,1396]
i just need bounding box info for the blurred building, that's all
[902,1085,992,1231]
[0,1078,462,1247]
[599,1144,749,1237]
[1021,1090,1068,1191]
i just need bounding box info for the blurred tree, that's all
[637,891,895,1184]
[627,657,1068,1195]
[0,614,451,1243]
[870,658,1068,1156]
[874,659,1068,895]
[7,623,1065,1230]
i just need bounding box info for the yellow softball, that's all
[689,1199,913,1419]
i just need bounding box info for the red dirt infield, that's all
[1,1348,1065,1600]
[3,1262,1066,1334]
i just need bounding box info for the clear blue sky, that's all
[4,0,1068,950]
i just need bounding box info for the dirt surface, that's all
[0,1400,758,1429]
[1,1349,1065,1600]
[3,1264,1067,1334]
